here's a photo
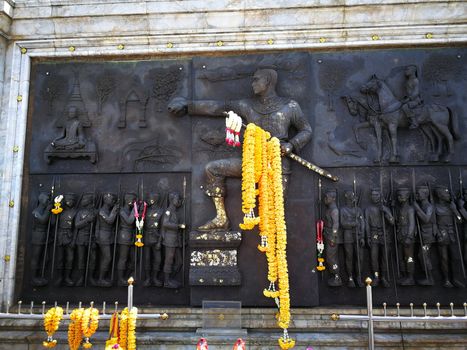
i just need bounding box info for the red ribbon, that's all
[316,219,324,243]
[133,200,147,220]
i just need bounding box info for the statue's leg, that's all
[75,245,86,286]
[197,158,242,231]
[449,243,465,288]
[64,245,75,287]
[437,245,452,287]
[152,246,163,287]
[97,244,112,287]
[54,246,64,286]
[388,123,399,163]
[117,244,129,286]
[370,243,379,285]
[344,242,354,286]
[325,239,342,287]
[31,245,48,286]
[163,246,180,288]
[143,243,153,287]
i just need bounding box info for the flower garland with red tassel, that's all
[133,200,147,247]
[239,123,295,349]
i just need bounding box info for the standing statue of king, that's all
[169,68,312,231]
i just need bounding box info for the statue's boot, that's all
[152,270,163,287]
[371,273,380,287]
[97,268,112,287]
[327,274,342,287]
[347,276,356,288]
[64,269,74,287]
[54,270,63,286]
[417,272,434,286]
[164,273,181,289]
[143,270,152,287]
[452,279,465,288]
[443,279,453,288]
[381,271,390,288]
[400,273,415,286]
[75,269,84,287]
[31,271,48,287]
[197,197,230,231]
[88,274,97,286]
[117,270,127,286]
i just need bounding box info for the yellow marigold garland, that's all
[43,306,63,348]
[257,128,270,254]
[239,123,294,349]
[119,307,138,350]
[270,137,291,331]
[68,308,84,350]
[81,307,99,348]
[240,123,259,230]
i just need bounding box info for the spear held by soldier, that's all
[448,169,466,278]
[41,177,55,278]
[411,169,429,280]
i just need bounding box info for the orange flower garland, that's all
[68,308,84,350]
[81,307,99,348]
[43,306,63,348]
[119,307,137,350]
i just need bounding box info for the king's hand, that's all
[168,97,188,116]
[280,142,293,156]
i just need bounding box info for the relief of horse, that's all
[344,75,459,163]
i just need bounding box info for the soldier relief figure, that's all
[364,188,394,288]
[96,192,119,287]
[117,192,137,286]
[413,185,436,286]
[168,68,312,231]
[142,192,165,287]
[339,189,365,288]
[30,192,53,287]
[74,193,97,286]
[54,193,78,286]
[434,185,465,288]
[322,189,342,287]
[395,188,416,286]
[160,191,185,288]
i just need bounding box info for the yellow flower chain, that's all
[240,123,259,230]
[270,137,291,329]
[43,306,63,348]
[68,308,84,350]
[258,127,271,254]
[119,307,138,350]
[263,137,279,298]
[239,123,294,348]
[81,307,99,348]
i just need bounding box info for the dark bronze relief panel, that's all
[28,60,192,174]
[19,173,191,305]
[18,48,467,307]
[309,49,466,167]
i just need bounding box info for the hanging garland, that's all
[119,307,138,350]
[239,123,295,349]
[51,195,63,215]
[239,123,259,230]
[133,201,147,248]
[316,219,325,271]
[68,308,84,350]
[43,306,63,348]
[105,312,122,350]
[81,306,99,348]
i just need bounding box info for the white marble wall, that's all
[0,0,465,307]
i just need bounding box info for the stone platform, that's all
[0,307,465,349]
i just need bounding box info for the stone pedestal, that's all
[189,230,242,286]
